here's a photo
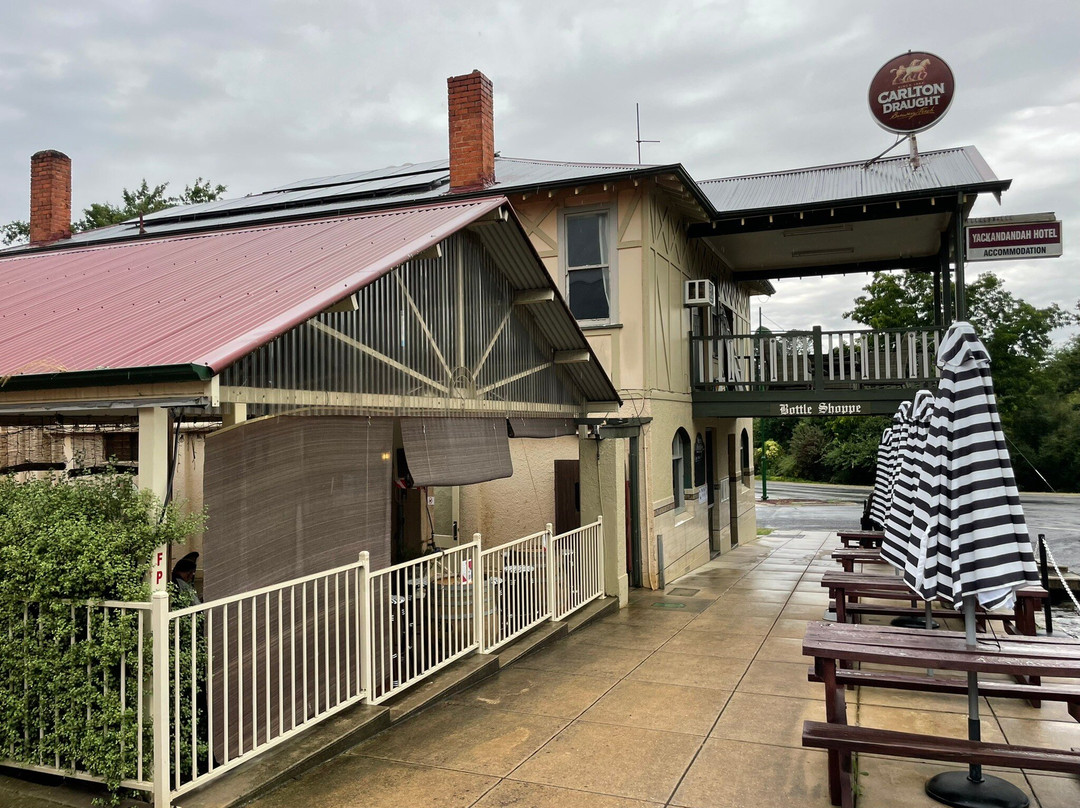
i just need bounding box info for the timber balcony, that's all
[690,326,942,418]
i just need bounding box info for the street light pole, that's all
[760,418,769,502]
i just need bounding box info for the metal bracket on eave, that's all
[466,207,510,228]
[324,293,359,313]
[554,350,590,364]
[414,243,443,261]
[514,289,556,305]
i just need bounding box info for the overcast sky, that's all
[3,1,1077,340]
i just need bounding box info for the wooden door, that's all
[554,459,580,536]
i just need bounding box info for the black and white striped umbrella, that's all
[881,390,936,573]
[905,322,1038,609]
[868,424,896,529]
[906,322,1039,806]
[883,399,911,529]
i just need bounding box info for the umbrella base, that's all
[891,615,940,629]
[925,771,1029,808]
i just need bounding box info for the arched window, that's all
[672,428,691,509]
[740,428,751,476]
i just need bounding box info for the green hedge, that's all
[0,472,203,796]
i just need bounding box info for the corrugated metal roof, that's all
[0,199,501,380]
[4,146,1008,256]
[0,196,619,405]
[699,146,1005,214]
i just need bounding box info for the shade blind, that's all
[506,417,578,439]
[203,415,393,599]
[400,417,512,487]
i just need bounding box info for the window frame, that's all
[672,428,691,512]
[560,205,618,327]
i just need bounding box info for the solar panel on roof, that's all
[269,160,449,192]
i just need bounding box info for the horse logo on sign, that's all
[892,58,931,84]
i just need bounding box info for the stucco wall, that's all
[458,435,578,548]
[513,181,760,590]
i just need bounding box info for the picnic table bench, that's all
[802,620,1080,808]
[820,570,1046,637]
[830,547,889,573]
[836,529,884,548]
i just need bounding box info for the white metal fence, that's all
[550,520,605,621]
[367,542,480,704]
[2,521,606,807]
[165,555,371,798]
[479,529,552,654]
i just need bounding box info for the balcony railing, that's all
[691,326,943,393]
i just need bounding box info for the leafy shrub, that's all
[0,472,203,795]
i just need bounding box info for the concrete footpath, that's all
[241,530,1080,808]
[3,530,1077,807]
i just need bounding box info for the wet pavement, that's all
[244,530,1080,808]
[758,483,1080,639]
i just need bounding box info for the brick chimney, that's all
[29,150,72,245]
[447,70,495,192]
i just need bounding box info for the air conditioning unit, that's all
[684,279,716,309]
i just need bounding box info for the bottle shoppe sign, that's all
[869,52,955,134]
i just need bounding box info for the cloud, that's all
[1,0,1076,343]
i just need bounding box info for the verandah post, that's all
[150,590,171,808]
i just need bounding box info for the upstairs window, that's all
[565,210,613,323]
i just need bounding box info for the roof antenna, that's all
[636,103,659,165]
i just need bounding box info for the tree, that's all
[846,270,1071,416]
[2,177,227,246]
[844,269,1077,490]
[1,220,29,245]
[845,271,936,330]
[1007,335,1080,491]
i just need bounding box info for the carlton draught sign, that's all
[869,52,955,134]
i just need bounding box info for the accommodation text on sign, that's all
[966,219,1063,262]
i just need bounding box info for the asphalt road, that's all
[755,480,1080,570]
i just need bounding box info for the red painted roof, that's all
[0,197,506,381]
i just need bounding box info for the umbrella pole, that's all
[925,595,1029,808]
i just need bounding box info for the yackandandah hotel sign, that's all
[868,52,955,134]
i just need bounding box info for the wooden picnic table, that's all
[820,570,1046,637]
[830,547,888,573]
[836,529,883,548]
[802,620,1080,808]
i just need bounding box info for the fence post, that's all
[357,552,372,702]
[545,523,557,621]
[596,515,606,598]
[150,590,171,808]
[1038,535,1053,635]
[471,535,483,652]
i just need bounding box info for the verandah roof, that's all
[0,197,619,405]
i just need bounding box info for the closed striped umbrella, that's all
[906,321,1039,806]
[882,390,936,572]
[906,322,1038,609]
[883,399,911,527]
[867,425,895,529]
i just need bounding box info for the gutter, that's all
[0,363,213,393]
